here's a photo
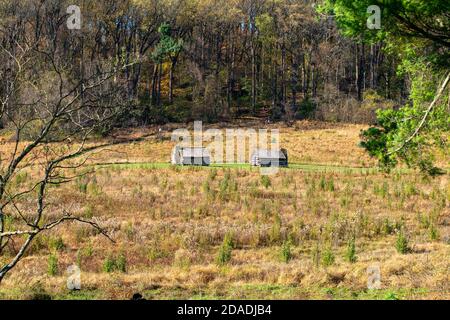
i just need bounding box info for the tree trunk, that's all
[312,63,318,98]
[302,53,311,98]
[157,63,162,106]
[356,42,365,101]
[281,44,286,110]
[290,55,299,120]
[251,37,257,114]
[370,44,375,88]
[355,44,361,101]
[169,58,177,105]
[151,64,159,105]
[362,42,366,93]
[305,59,310,98]
[272,45,278,111]
[227,35,235,115]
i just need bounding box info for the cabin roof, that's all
[252,149,287,160]
[180,147,211,158]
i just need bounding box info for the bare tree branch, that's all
[388,72,450,156]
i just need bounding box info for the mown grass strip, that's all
[92,161,379,174]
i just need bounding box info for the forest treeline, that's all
[0,0,410,127]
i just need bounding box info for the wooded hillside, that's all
[0,0,416,125]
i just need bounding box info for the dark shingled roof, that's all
[252,149,287,160]
[181,147,211,158]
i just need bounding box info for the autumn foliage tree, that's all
[322,0,449,174]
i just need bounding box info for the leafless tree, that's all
[0,3,134,284]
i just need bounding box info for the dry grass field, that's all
[0,121,449,300]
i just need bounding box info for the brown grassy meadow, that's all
[0,121,449,300]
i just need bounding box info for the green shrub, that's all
[216,233,233,266]
[49,237,66,251]
[83,205,94,219]
[295,98,316,119]
[327,178,335,192]
[261,175,271,189]
[281,241,292,263]
[208,169,217,181]
[374,182,389,198]
[319,176,327,190]
[76,243,94,267]
[123,222,135,241]
[404,183,418,197]
[202,180,211,194]
[47,254,58,276]
[321,247,335,267]
[429,224,439,241]
[345,238,357,263]
[116,254,127,273]
[103,253,127,273]
[87,177,102,196]
[48,236,65,252]
[382,218,395,235]
[76,176,89,194]
[319,176,335,192]
[219,172,232,200]
[103,256,115,273]
[147,247,165,262]
[395,230,410,254]
[269,215,282,244]
[311,242,320,268]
